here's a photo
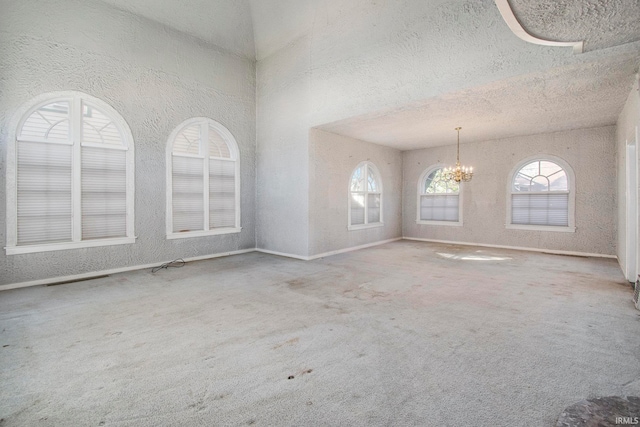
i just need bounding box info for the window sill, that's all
[5,236,136,255]
[416,220,463,227]
[506,224,576,233]
[167,227,242,240]
[348,222,384,231]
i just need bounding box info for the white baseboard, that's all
[256,237,403,261]
[402,237,617,259]
[308,238,402,260]
[0,248,256,292]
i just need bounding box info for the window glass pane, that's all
[209,126,231,159]
[350,193,365,225]
[20,101,70,142]
[519,161,539,179]
[425,168,458,194]
[549,171,568,191]
[513,173,531,192]
[350,167,365,191]
[531,175,549,191]
[82,103,124,146]
[173,124,201,155]
[540,161,562,177]
[367,166,378,192]
[367,193,381,223]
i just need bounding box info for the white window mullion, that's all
[363,166,369,225]
[202,123,210,231]
[71,97,82,242]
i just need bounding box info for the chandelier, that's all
[443,127,473,183]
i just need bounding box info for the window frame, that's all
[165,117,241,240]
[506,155,576,232]
[5,91,136,255]
[416,164,463,227]
[348,161,384,231]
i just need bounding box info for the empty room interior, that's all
[1,0,640,425]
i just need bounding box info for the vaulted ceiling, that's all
[95,0,640,149]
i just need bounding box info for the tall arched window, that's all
[5,92,135,255]
[166,118,240,239]
[348,162,383,230]
[417,166,462,225]
[507,156,575,231]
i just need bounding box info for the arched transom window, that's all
[348,162,383,230]
[417,166,461,225]
[5,92,135,255]
[166,118,240,238]
[509,158,575,231]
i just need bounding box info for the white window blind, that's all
[512,193,569,226]
[172,156,204,233]
[168,119,240,238]
[17,140,72,245]
[81,147,127,239]
[209,159,235,229]
[420,194,459,221]
[8,93,135,255]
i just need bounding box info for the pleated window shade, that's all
[17,141,73,245]
[14,98,132,248]
[169,120,238,235]
[420,194,459,221]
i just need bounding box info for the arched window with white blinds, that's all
[166,118,241,239]
[417,166,462,226]
[507,156,576,232]
[5,92,135,255]
[348,162,383,230]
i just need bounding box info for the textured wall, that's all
[0,0,256,286]
[308,129,402,256]
[256,36,311,256]
[616,77,640,279]
[402,127,617,255]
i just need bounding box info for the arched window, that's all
[417,166,462,225]
[5,92,135,255]
[166,118,240,238]
[507,156,575,231]
[348,162,383,230]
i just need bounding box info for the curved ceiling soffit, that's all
[494,0,584,54]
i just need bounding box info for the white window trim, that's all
[166,117,241,240]
[5,91,136,255]
[348,161,384,231]
[505,154,576,232]
[416,164,463,226]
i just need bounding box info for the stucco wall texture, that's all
[0,0,256,286]
[309,129,402,256]
[616,77,640,279]
[402,127,617,256]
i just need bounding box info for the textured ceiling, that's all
[317,53,640,150]
[508,0,640,52]
[92,0,640,150]
[97,0,256,58]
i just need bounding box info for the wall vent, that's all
[634,275,640,310]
